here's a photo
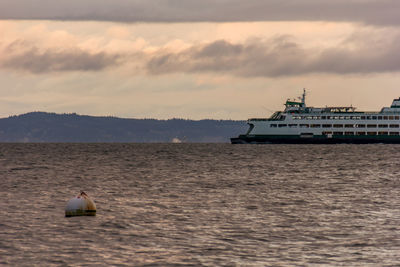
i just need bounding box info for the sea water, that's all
[0,143,399,266]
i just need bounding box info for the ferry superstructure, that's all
[231,89,400,144]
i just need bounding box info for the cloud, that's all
[2,26,400,77]
[0,0,400,26]
[0,41,120,73]
[145,34,400,77]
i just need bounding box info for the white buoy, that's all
[65,191,96,217]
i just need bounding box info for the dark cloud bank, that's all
[3,35,400,76]
[1,0,400,26]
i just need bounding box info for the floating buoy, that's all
[65,191,96,217]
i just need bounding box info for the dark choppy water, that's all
[0,144,399,266]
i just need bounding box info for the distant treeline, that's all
[0,112,247,142]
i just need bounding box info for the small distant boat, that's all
[171,137,182,143]
[231,89,400,144]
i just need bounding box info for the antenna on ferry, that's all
[262,106,275,114]
[302,88,306,107]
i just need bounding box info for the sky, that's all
[1,0,400,120]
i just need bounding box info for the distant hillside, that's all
[0,112,247,142]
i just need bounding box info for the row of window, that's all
[292,115,400,120]
[322,131,399,136]
[270,124,400,128]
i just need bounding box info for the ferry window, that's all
[322,131,332,135]
[312,116,318,120]
[300,124,309,128]
[321,116,326,119]
[366,116,371,120]
[378,116,383,120]
[280,116,286,120]
[333,132,343,135]
[367,132,377,135]
[395,116,400,120]
[378,124,388,128]
[361,116,366,119]
[289,124,298,128]
[390,124,399,128]
[339,116,345,120]
[322,124,332,128]
[383,116,388,120]
[333,124,343,128]
[311,124,321,128]
[356,124,366,128]
[356,132,366,135]
[345,124,354,128]
[389,116,394,120]
[345,132,354,135]
[390,132,399,135]
[326,116,331,119]
[378,132,388,135]
[367,124,377,128]
[278,124,287,127]
[372,116,377,119]
[345,116,351,120]
[270,124,277,127]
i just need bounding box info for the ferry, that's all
[231,89,400,144]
